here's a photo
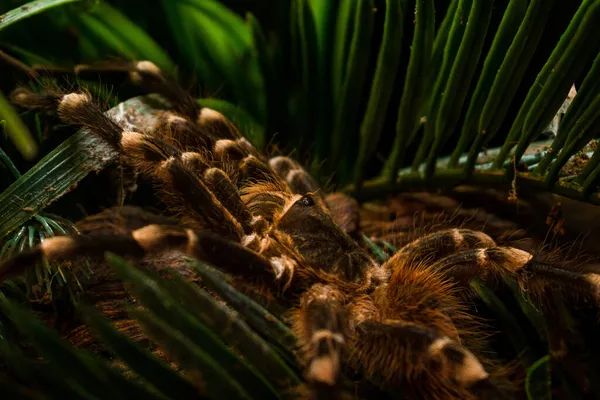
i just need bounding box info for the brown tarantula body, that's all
[4,61,600,400]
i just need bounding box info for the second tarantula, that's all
[3,61,600,399]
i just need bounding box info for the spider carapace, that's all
[3,61,600,400]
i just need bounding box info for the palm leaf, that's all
[1,254,302,400]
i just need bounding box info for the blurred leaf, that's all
[385,0,435,182]
[75,2,176,73]
[526,355,551,400]
[0,90,37,160]
[178,0,252,48]
[330,0,374,181]
[131,308,252,400]
[80,305,204,400]
[107,253,283,400]
[0,295,162,400]
[162,0,262,118]
[0,0,81,32]
[0,43,55,66]
[0,339,94,399]
[361,233,389,263]
[331,0,357,109]
[291,0,319,153]
[354,0,406,190]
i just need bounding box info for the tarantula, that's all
[2,61,600,400]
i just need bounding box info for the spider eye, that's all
[299,195,315,207]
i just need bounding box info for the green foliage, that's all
[1,0,597,201]
[0,90,37,160]
[75,2,176,73]
[1,254,302,400]
[0,0,81,31]
[526,355,552,400]
[0,0,599,398]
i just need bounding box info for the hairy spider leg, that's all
[431,247,600,302]
[12,89,255,239]
[0,224,293,289]
[269,156,321,196]
[391,228,600,302]
[349,319,496,399]
[293,284,347,399]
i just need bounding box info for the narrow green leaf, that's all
[508,280,548,342]
[161,0,261,119]
[513,1,600,165]
[161,1,212,83]
[76,29,102,60]
[0,145,22,179]
[537,52,600,175]
[289,0,319,155]
[526,355,552,400]
[163,270,300,391]
[578,148,600,195]
[308,0,337,53]
[330,0,374,180]
[470,281,535,365]
[412,0,471,171]
[448,0,528,168]
[0,339,96,400]
[77,12,136,59]
[384,0,435,182]
[380,240,397,253]
[354,0,406,190]
[0,90,38,160]
[80,305,203,400]
[0,43,55,67]
[309,0,336,167]
[425,0,494,178]
[131,309,252,400]
[186,258,297,352]
[0,296,159,400]
[494,0,594,168]
[0,0,81,32]
[361,234,389,263]
[331,0,358,109]
[247,11,272,142]
[192,3,261,116]
[75,2,176,74]
[430,0,459,81]
[468,0,554,173]
[106,254,275,400]
[177,0,252,49]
